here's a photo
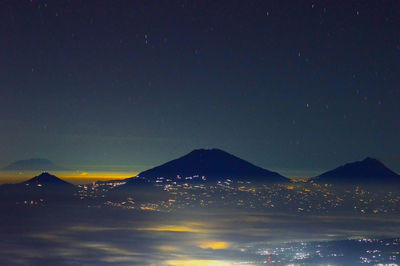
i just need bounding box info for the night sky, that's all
[1,0,399,177]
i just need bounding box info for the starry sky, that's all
[0,0,399,177]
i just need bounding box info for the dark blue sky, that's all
[0,0,399,176]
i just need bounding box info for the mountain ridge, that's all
[135,148,290,183]
[0,172,77,203]
[311,157,400,184]
[22,172,75,187]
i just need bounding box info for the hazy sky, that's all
[0,1,399,176]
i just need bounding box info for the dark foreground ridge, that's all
[136,148,290,183]
[311,157,400,184]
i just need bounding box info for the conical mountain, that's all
[0,172,76,203]
[136,148,289,183]
[23,172,75,187]
[311,157,400,184]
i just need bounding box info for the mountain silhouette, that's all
[311,157,400,184]
[1,158,65,171]
[22,172,75,187]
[0,172,76,203]
[136,148,289,183]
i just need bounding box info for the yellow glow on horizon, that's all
[197,241,230,250]
[59,171,137,181]
[0,171,138,185]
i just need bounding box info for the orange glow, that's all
[0,171,137,185]
[58,172,136,184]
[197,241,230,250]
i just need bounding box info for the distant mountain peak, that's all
[23,158,51,163]
[363,157,376,161]
[2,158,65,171]
[32,172,57,179]
[137,148,289,183]
[190,148,224,153]
[0,172,76,201]
[361,157,381,164]
[186,148,240,158]
[24,172,74,187]
[312,157,399,184]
